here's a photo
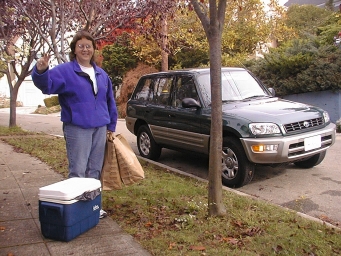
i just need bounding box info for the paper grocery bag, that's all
[101,133,122,190]
[113,133,145,185]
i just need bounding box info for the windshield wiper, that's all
[222,99,239,103]
[208,99,241,106]
[242,95,270,101]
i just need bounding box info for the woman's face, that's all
[74,38,94,66]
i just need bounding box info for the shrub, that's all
[117,63,158,118]
[43,96,59,108]
[101,43,138,88]
[336,119,341,133]
[246,40,341,96]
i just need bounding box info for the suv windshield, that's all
[197,70,270,106]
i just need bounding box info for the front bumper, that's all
[241,123,336,164]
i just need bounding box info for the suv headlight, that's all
[323,111,330,123]
[249,123,281,135]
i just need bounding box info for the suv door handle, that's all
[168,114,176,118]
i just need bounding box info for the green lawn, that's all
[1,125,340,255]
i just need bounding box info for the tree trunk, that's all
[9,91,17,127]
[5,66,17,127]
[207,27,227,217]
[9,83,20,128]
[161,16,168,71]
[190,0,227,217]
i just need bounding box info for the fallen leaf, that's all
[242,227,262,237]
[273,245,283,253]
[168,242,176,249]
[189,245,206,251]
[319,214,333,223]
[222,237,239,245]
[233,220,243,228]
[144,221,153,227]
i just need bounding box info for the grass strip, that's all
[1,126,341,255]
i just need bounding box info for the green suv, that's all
[126,68,336,187]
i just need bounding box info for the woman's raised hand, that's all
[36,53,50,73]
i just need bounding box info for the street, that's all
[1,107,341,226]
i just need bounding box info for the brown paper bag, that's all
[101,133,122,190]
[114,134,145,185]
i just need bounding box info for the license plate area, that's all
[304,135,321,151]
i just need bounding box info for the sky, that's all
[262,0,288,7]
[261,0,288,13]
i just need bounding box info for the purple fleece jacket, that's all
[31,60,118,131]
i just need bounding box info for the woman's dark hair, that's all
[69,30,96,62]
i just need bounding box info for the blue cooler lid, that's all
[39,177,101,201]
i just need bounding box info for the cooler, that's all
[38,177,101,242]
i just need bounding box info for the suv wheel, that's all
[294,151,326,168]
[137,125,162,160]
[222,137,255,188]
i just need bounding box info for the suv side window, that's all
[132,76,173,105]
[133,78,154,102]
[154,77,173,105]
[172,76,199,107]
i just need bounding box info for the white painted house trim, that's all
[0,74,52,107]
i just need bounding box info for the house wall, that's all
[282,90,341,123]
[0,75,51,107]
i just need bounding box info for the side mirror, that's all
[182,98,201,109]
[268,88,276,97]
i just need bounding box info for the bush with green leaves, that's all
[336,119,341,133]
[101,43,138,88]
[244,7,341,97]
[245,39,341,96]
[169,48,209,69]
[43,96,59,108]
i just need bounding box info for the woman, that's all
[32,30,118,218]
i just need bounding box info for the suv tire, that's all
[137,125,162,160]
[222,137,255,188]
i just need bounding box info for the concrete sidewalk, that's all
[0,141,151,256]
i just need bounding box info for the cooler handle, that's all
[41,201,63,218]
